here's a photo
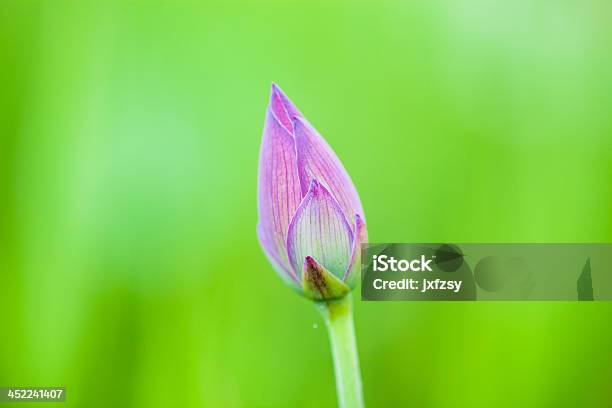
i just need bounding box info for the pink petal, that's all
[257,107,303,282]
[286,180,353,280]
[292,117,365,230]
[257,223,299,288]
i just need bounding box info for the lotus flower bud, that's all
[257,84,366,300]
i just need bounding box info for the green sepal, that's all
[302,256,351,301]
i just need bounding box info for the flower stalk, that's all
[318,295,364,408]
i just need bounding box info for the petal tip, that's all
[307,178,329,198]
[291,116,312,139]
[269,83,293,132]
[353,212,367,243]
[309,178,320,193]
[268,83,303,131]
[291,114,305,125]
[270,82,285,102]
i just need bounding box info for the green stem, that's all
[317,294,364,408]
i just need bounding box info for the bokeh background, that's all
[1,0,611,407]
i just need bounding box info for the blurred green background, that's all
[1,0,611,407]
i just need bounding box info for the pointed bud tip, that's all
[269,83,296,132]
[270,82,282,98]
[307,178,322,195]
[270,82,291,105]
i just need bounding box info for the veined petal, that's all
[257,223,299,288]
[257,107,302,280]
[293,117,365,231]
[344,214,366,287]
[287,180,353,280]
